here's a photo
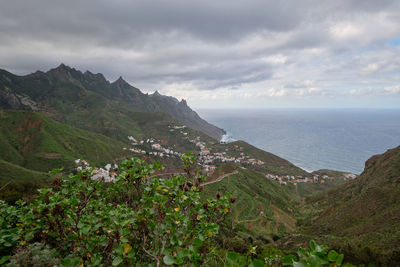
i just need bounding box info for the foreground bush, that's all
[0,154,367,266]
[281,240,370,267]
[0,155,232,266]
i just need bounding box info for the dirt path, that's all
[200,170,238,186]
[145,170,239,187]
[148,172,186,178]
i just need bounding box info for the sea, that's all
[197,109,400,174]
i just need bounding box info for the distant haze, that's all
[1,1,400,108]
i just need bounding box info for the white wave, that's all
[220,133,236,143]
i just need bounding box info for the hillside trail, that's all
[200,170,239,186]
[148,172,186,178]
[145,170,238,183]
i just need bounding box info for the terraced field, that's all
[202,167,300,238]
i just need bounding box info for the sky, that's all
[1,0,400,109]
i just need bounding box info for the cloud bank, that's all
[1,0,400,108]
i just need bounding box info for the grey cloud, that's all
[0,0,400,108]
[0,0,303,46]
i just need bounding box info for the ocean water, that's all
[197,109,400,174]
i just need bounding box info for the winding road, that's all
[200,170,238,186]
[147,170,239,186]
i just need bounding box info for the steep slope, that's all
[0,110,129,172]
[148,91,225,140]
[202,166,300,240]
[0,160,49,203]
[0,65,225,140]
[211,140,309,176]
[303,146,400,265]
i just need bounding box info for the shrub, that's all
[282,240,348,267]
[6,242,60,267]
[0,154,233,266]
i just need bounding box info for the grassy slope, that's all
[0,110,130,172]
[44,91,214,154]
[202,166,300,239]
[0,160,49,203]
[285,179,348,199]
[298,146,400,265]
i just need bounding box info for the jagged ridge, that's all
[0,64,225,140]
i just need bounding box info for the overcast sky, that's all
[1,0,400,108]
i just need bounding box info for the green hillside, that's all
[298,146,400,265]
[202,166,300,240]
[0,110,130,172]
[294,169,351,197]
[0,160,49,203]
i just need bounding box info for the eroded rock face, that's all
[16,93,39,111]
[0,86,39,111]
[0,86,21,109]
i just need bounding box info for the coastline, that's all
[201,108,400,174]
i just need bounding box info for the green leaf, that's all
[227,251,239,262]
[249,259,264,267]
[81,225,91,235]
[60,256,81,267]
[328,250,338,261]
[24,231,34,241]
[49,167,64,174]
[163,255,175,265]
[293,261,307,267]
[193,237,202,247]
[309,253,328,266]
[309,240,317,251]
[112,256,123,266]
[177,248,189,258]
[0,256,9,265]
[336,254,344,265]
[77,221,84,229]
[282,255,297,266]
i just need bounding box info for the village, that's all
[266,173,333,185]
[74,124,357,185]
[265,172,357,185]
[124,124,266,175]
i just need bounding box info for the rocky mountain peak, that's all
[83,70,107,83]
[47,63,76,80]
[53,63,72,72]
[112,76,132,90]
[115,76,127,84]
[180,99,188,106]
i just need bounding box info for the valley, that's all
[1,65,399,265]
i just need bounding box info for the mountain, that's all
[0,65,311,177]
[0,64,225,140]
[299,146,400,265]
